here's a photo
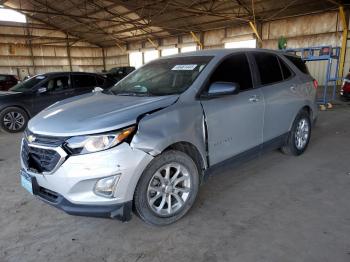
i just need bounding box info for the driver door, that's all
[31,75,72,115]
[200,53,265,165]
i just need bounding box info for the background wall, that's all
[0,19,104,78]
[261,11,345,84]
[0,10,349,83]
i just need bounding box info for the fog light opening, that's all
[94,174,120,198]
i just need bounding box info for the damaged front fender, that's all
[130,100,208,168]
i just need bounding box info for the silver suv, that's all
[20,49,317,225]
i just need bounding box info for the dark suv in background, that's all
[0,74,19,91]
[0,72,114,133]
[104,66,135,83]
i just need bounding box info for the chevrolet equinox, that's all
[20,49,318,225]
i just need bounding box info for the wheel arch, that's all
[0,105,31,118]
[162,141,207,181]
[301,105,312,119]
[288,105,313,131]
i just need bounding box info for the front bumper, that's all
[30,176,132,220]
[21,141,154,219]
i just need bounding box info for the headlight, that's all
[65,126,135,154]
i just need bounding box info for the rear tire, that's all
[0,107,28,133]
[281,110,311,156]
[134,150,199,226]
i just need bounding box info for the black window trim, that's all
[277,55,296,81]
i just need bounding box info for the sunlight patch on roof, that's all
[0,6,26,23]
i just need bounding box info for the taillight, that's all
[313,79,318,89]
[342,79,350,91]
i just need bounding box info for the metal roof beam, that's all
[29,0,126,44]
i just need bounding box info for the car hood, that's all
[28,92,179,136]
[0,91,22,97]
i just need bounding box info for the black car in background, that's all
[0,72,113,133]
[0,74,19,91]
[104,66,135,83]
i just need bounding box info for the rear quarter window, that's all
[284,55,309,75]
[253,52,283,85]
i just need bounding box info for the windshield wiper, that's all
[115,92,153,96]
[114,91,154,97]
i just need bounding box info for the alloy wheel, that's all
[3,111,25,131]
[147,163,191,217]
[295,118,310,150]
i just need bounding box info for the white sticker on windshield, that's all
[172,64,197,71]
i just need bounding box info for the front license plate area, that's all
[20,170,33,195]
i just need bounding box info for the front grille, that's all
[24,129,68,147]
[22,139,62,173]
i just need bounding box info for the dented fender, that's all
[130,100,208,169]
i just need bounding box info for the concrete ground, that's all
[1,103,350,262]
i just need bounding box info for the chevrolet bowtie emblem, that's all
[27,135,36,143]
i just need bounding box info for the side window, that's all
[284,55,309,74]
[72,75,97,89]
[0,76,6,81]
[42,76,69,92]
[278,57,292,80]
[125,67,135,74]
[96,77,105,87]
[254,53,283,85]
[209,53,253,91]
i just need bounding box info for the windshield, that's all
[10,75,47,92]
[108,56,212,96]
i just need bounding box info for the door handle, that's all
[249,95,260,103]
[290,85,296,92]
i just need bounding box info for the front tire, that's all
[134,150,199,226]
[0,107,28,133]
[281,110,311,156]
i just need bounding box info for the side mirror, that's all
[93,86,103,92]
[37,87,47,94]
[203,82,240,98]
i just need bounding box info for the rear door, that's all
[251,52,300,142]
[200,53,265,165]
[71,74,97,95]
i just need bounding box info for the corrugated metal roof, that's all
[1,0,344,47]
